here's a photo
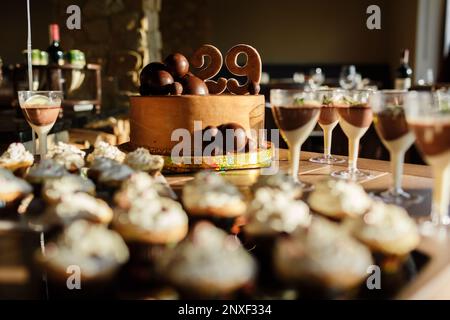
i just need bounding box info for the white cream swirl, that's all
[0,168,32,195]
[43,175,95,202]
[44,220,129,277]
[0,143,34,164]
[87,141,125,163]
[182,171,244,210]
[124,148,164,172]
[308,179,372,218]
[27,159,68,182]
[245,188,311,235]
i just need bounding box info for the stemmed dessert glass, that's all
[332,89,373,181]
[18,91,63,160]
[271,89,321,191]
[370,90,422,205]
[404,91,450,233]
[309,89,345,164]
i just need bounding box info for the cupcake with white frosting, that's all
[114,172,174,210]
[243,188,311,287]
[251,172,302,199]
[86,141,125,164]
[87,157,117,182]
[47,142,85,173]
[182,171,246,232]
[0,143,34,176]
[308,179,373,219]
[343,200,420,257]
[274,216,373,295]
[42,192,113,227]
[97,163,134,189]
[124,147,164,176]
[0,168,32,218]
[42,174,95,205]
[156,222,256,298]
[36,220,129,296]
[26,159,68,195]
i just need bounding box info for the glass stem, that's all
[390,151,404,195]
[348,138,359,172]
[31,129,36,155]
[38,133,47,160]
[431,164,450,225]
[323,127,332,158]
[289,142,301,183]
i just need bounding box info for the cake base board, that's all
[119,142,273,173]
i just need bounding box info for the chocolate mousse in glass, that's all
[18,91,63,160]
[271,89,321,191]
[405,91,450,233]
[331,89,373,181]
[370,90,422,205]
[309,89,345,164]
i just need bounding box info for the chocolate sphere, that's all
[219,123,248,153]
[202,125,222,156]
[169,82,183,95]
[139,62,175,95]
[181,74,209,95]
[164,53,190,78]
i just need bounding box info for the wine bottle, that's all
[394,49,412,90]
[47,24,64,65]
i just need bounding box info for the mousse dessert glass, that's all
[332,89,373,181]
[405,91,450,232]
[271,89,321,191]
[18,91,63,160]
[309,89,345,164]
[370,90,422,205]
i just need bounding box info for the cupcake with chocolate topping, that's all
[0,168,32,219]
[344,200,420,258]
[251,172,303,199]
[156,222,257,299]
[26,159,68,196]
[182,171,246,231]
[47,142,86,173]
[308,179,373,220]
[42,174,96,205]
[273,216,373,297]
[124,147,164,176]
[0,143,34,177]
[243,188,311,287]
[113,195,189,285]
[114,172,174,210]
[86,141,125,164]
[41,192,113,227]
[36,220,129,298]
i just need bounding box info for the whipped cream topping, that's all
[0,168,32,195]
[182,171,244,210]
[52,193,113,224]
[47,142,85,158]
[43,175,95,202]
[87,141,125,163]
[0,143,34,164]
[27,159,68,181]
[345,200,419,244]
[48,142,86,170]
[245,188,311,235]
[98,163,134,183]
[125,148,164,172]
[44,220,129,277]
[89,157,118,172]
[252,172,302,199]
[308,179,372,218]
[274,217,373,283]
[158,222,256,286]
[114,172,172,206]
[117,196,188,233]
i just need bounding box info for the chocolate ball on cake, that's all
[139,62,174,95]
[181,74,209,95]
[219,122,248,153]
[169,82,183,95]
[202,125,222,156]
[164,53,190,79]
